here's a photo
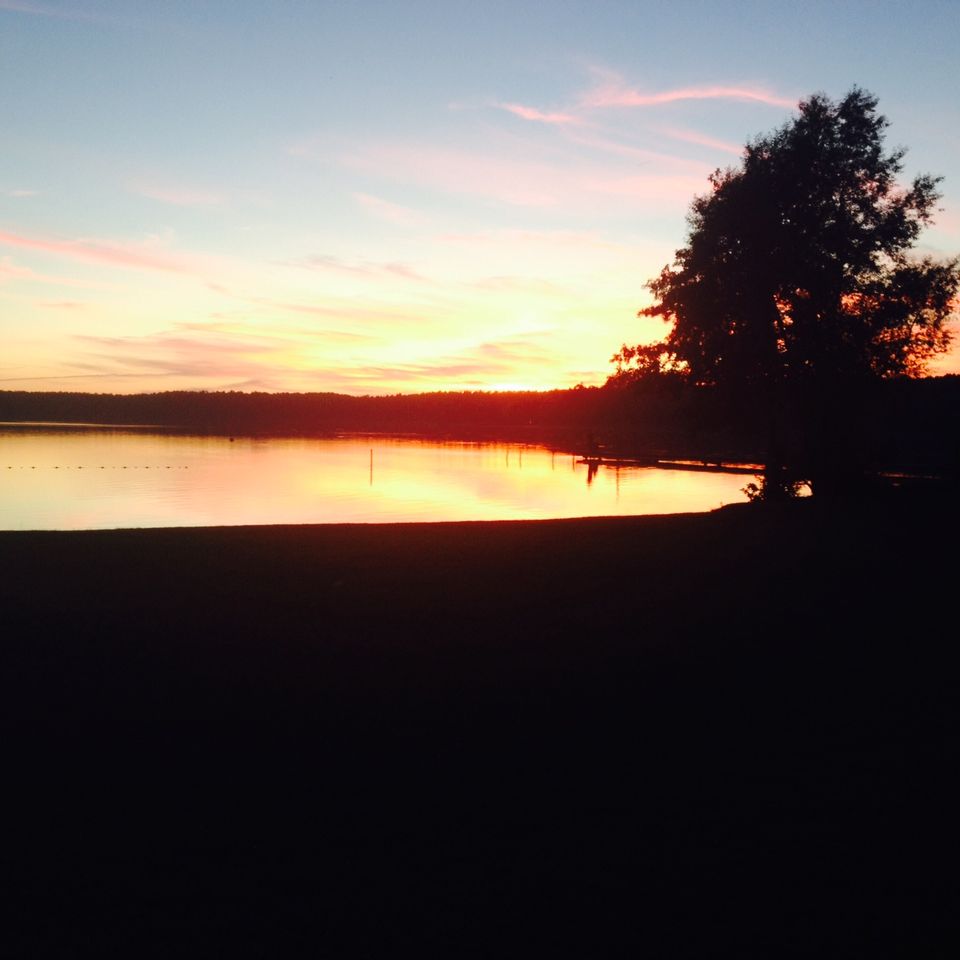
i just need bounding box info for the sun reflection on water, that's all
[0,428,749,530]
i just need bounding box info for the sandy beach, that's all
[4,496,956,954]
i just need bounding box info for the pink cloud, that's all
[659,127,744,156]
[5,317,593,394]
[249,294,423,326]
[930,209,960,239]
[132,183,224,207]
[174,319,379,345]
[499,102,581,126]
[0,254,121,290]
[332,336,557,385]
[469,275,570,296]
[296,253,430,284]
[562,129,716,174]
[437,228,638,252]
[343,140,706,211]
[354,192,429,227]
[39,300,85,309]
[345,142,565,207]
[582,76,795,110]
[0,229,192,274]
[584,172,712,202]
[0,257,34,282]
[73,339,280,381]
[61,327,400,392]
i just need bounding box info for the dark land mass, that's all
[3,375,959,475]
[4,493,957,955]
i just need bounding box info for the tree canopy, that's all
[622,88,958,390]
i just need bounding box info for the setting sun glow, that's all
[2,1,958,394]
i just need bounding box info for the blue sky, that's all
[2,0,958,392]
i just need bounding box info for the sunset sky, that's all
[2,0,959,394]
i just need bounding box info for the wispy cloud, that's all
[0,254,121,290]
[343,140,706,211]
[561,128,715,172]
[432,227,670,283]
[345,142,565,207]
[174,318,378,345]
[469,274,570,296]
[659,126,743,156]
[341,336,557,385]
[0,0,98,21]
[56,323,571,394]
[294,253,430,284]
[39,299,86,309]
[581,75,795,110]
[354,192,429,227]
[436,228,633,253]
[5,188,38,198]
[490,70,793,147]
[57,325,393,392]
[132,183,225,207]
[248,294,424,326]
[498,102,581,126]
[0,229,193,274]
[73,328,299,381]
[0,372,123,383]
[0,257,35,283]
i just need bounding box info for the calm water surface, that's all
[0,425,750,530]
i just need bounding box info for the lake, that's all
[0,424,751,530]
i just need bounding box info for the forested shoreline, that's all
[2,376,958,476]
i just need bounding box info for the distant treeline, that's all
[1,376,958,474]
[0,388,608,443]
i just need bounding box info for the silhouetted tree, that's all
[608,342,681,384]
[621,88,959,496]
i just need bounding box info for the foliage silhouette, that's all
[619,88,959,496]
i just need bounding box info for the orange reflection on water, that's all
[0,428,749,530]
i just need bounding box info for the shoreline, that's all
[0,502,747,533]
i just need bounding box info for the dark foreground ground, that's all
[3,493,957,956]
